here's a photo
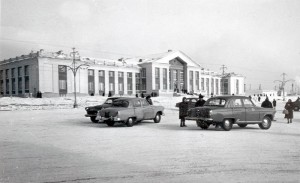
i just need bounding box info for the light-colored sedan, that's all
[96,98,164,127]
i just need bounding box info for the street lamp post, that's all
[66,48,89,108]
[274,73,294,101]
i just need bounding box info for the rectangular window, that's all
[221,79,228,95]
[98,70,105,93]
[0,70,3,95]
[88,69,95,94]
[216,79,219,95]
[236,79,239,94]
[189,71,193,91]
[127,72,132,94]
[11,68,15,94]
[155,67,160,90]
[163,68,167,90]
[196,71,199,91]
[25,65,29,76]
[136,73,140,92]
[58,65,67,94]
[211,78,214,95]
[18,67,22,94]
[140,68,146,92]
[6,69,9,94]
[109,71,115,92]
[201,78,204,91]
[206,78,209,95]
[118,72,124,92]
[24,66,30,93]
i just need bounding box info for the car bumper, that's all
[96,116,122,122]
[85,114,96,117]
[185,116,213,121]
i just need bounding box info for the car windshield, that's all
[104,99,114,104]
[204,98,227,107]
[112,100,129,107]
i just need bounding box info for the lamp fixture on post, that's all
[66,48,89,108]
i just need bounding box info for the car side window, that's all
[233,99,242,107]
[105,99,113,104]
[243,98,254,107]
[142,99,150,106]
[133,100,141,107]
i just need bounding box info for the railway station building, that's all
[0,49,245,97]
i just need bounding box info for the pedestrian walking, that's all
[195,94,206,107]
[284,99,294,124]
[272,99,277,108]
[179,97,189,127]
[258,96,261,102]
[261,97,273,108]
[146,95,153,105]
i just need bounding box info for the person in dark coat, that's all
[285,99,294,124]
[146,95,153,105]
[261,97,273,108]
[179,97,189,127]
[195,94,206,107]
[272,99,277,108]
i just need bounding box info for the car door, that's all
[242,98,260,122]
[142,99,155,119]
[133,99,143,120]
[231,98,246,122]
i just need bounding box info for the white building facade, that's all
[0,50,245,97]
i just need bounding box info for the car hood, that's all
[87,104,111,110]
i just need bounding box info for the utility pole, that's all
[220,65,227,75]
[66,48,89,108]
[220,65,227,95]
[274,73,294,101]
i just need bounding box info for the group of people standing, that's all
[178,94,206,127]
[260,96,296,124]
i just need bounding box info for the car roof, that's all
[113,97,145,101]
[209,95,249,99]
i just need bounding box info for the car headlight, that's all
[209,110,213,117]
[85,107,89,111]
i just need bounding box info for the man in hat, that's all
[195,94,206,107]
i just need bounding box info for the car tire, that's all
[259,116,272,130]
[238,124,247,128]
[294,106,299,111]
[153,113,161,123]
[196,120,210,129]
[90,116,99,123]
[106,120,115,127]
[221,119,233,131]
[126,117,135,127]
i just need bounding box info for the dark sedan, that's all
[186,96,276,131]
[84,97,120,123]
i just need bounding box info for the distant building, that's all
[220,73,245,96]
[245,89,278,97]
[0,49,245,97]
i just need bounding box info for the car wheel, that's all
[238,124,247,128]
[153,113,161,123]
[126,117,135,127]
[259,116,272,130]
[90,116,99,123]
[106,120,115,127]
[294,106,299,111]
[196,120,210,129]
[221,119,233,131]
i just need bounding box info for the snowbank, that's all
[0,95,298,111]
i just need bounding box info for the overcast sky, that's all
[1,0,300,91]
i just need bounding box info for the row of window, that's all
[58,66,142,95]
[0,66,30,95]
[154,67,220,94]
